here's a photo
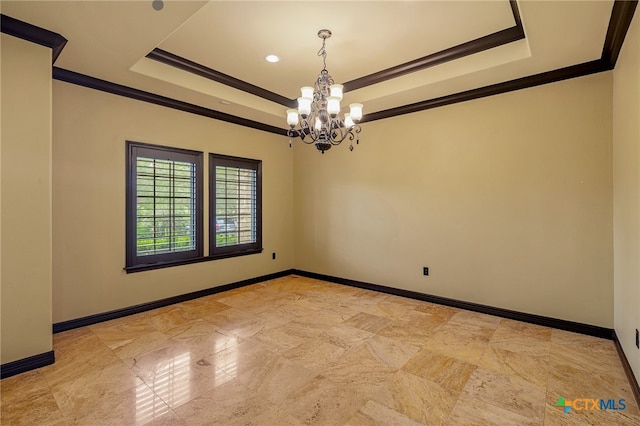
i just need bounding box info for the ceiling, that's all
[1,1,618,131]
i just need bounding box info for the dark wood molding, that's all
[344,0,524,92]
[602,0,638,68]
[49,267,619,339]
[147,49,297,108]
[125,142,205,269]
[613,331,640,409]
[149,1,525,99]
[292,269,615,340]
[362,59,606,123]
[209,154,263,257]
[52,67,288,136]
[344,26,524,92]
[124,248,264,274]
[0,14,67,63]
[52,269,294,333]
[508,0,523,28]
[7,1,638,134]
[124,248,264,273]
[0,351,55,379]
[48,266,635,399]
[361,0,637,123]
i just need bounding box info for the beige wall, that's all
[1,34,53,363]
[294,72,614,327]
[613,12,640,381]
[52,82,293,323]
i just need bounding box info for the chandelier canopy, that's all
[286,29,363,154]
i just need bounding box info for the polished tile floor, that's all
[1,276,639,425]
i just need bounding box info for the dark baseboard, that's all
[613,331,640,409]
[0,350,55,380]
[53,269,295,333]
[24,267,640,404]
[292,269,615,340]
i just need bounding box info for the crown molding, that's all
[602,0,638,68]
[147,0,525,99]
[3,1,637,134]
[146,48,297,108]
[344,0,525,92]
[361,0,637,123]
[362,59,606,123]
[52,67,288,136]
[0,14,67,63]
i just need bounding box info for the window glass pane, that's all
[127,142,203,270]
[214,165,256,248]
[135,156,197,256]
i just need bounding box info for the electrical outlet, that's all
[423,267,429,276]
[272,252,276,260]
[636,329,639,349]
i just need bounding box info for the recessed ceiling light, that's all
[265,54,280,63]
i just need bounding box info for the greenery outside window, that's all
[126,142,203,269]
[210,154,262,256]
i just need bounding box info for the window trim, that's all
[209,153,263,257]
[123,251,263,273]
[125,141,204,271]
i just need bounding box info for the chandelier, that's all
[286,29,363,154]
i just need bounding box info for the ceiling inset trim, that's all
[364,0,637,123]
[146,48,297,108]
[602,0,638,68]
[148,0,525,101]
[52,67,288,136]
[344,26,524,93]
[363,59,606,123]
[345,0,524,92]
[0,14,67,63]
[3,1,637,136]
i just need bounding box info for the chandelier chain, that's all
[317,37,328,70]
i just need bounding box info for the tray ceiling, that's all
[1,1,618,130]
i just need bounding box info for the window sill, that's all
[124,248,264,273]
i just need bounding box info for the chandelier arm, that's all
[288,128,311,145]
[299,132,317,145]
[328,120,347,145]
[331,130,354,145]
[298,119,322,144]
[322,119,359,145]
[288,126,310,144]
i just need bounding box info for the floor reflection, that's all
[136,352,191,422]
[2,277,638,425]
[134,382,171,425]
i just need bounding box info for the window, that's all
[210,154,262,256]
[126,142,203,270]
